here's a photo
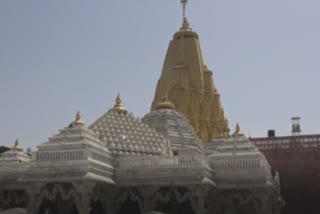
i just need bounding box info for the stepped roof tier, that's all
[0,140,30,184]
[20,112,114,184]
[0,139,30,164]
[206,125,274,188]
[151,18,229,143]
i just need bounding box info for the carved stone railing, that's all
[211,159,263,170]
[35,150,85,161]
[0,163,30,174]
[114,155,210,169]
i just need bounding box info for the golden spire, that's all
[11,139,22,151]
[150,4,228,142]
[155,92,175,110]
[73,111,85,126]
[113,93,128,114]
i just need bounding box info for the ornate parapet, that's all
[115,154,213,186]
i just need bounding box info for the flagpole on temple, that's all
[181,0,188,20]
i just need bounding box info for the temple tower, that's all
[151,1,229,142]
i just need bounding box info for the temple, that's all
[0,2,282,214]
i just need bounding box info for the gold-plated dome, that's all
[113,94,128,114]
[155,92,175,110]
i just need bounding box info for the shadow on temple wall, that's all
[0,208,27,214]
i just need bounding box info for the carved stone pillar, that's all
[25,182,45,214]
[255,189,273,214]
[72,181,96,214]
[139,186,159,213]
[188,185,210,214]
[104,187,121,214]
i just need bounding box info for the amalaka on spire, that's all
[113,93,128,114]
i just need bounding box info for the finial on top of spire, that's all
[232,123,245,138]
[113,93,128,114]
[155,92,175,110]
[11,138,22,151]
[181,0,188,20]
[179,0,192,31]
[73,111,85,126]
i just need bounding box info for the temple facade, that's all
[0,8,282,214]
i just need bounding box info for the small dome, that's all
[143,108,203,153]
[0,139,30,163]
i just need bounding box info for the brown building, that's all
[251,123,320,214]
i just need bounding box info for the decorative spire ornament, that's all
[180,0,192,30]
[11,138,21,150]
[181,0,188,20]
[232,123,245,138]
[155,92,175,110]
[113,93,128,114]
[73,111,85,126]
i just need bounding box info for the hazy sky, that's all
[1,0,319,149]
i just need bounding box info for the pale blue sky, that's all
[0,0,319,149]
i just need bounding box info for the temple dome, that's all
[89,95,170,156]
[0,139,30,164]
[143,108,203,154]
[206,136,273,188]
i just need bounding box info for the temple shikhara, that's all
[150,17,229,143]
[0,1,283,214]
